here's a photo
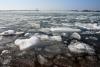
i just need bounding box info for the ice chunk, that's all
[68,42,95,54]
[15,36,40,50]
[15,32,24,35]
[77,23,100,30]
[0,30,24,36]
[0,30,15,35]
[70,32,81,40]
[50,36,62,41]
[50,27,81,33]
[39,35,49,40]
[24,33,31,37]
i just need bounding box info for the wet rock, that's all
[53,55,73,67]
[2,56,11,65]
[77,56,83,61]
[17,51,27,56]
[65,52,73,58]
[10,59,35,67]
[0,55,12,66]
[1,50,9,55]
[37,55,48,65]
[37,55,53,66]
[97,54,100,60]
[85,56,98,62]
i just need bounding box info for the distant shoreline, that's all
[0,10,100,12]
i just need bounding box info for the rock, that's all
[14,36,40,50]
[1,50,9,55]
[0,30,15,36]
[37,55,53,66]
[68,41,95,54]
[85,56,98,62]
[53,55,73,67]
[65,52,73,58]
[10,59,35,67]
[1,55,12,65]
[70,32,81,40]
[37,55,48,65]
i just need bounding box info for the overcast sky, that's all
[0,0,99,10]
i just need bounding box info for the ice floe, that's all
[14,36,40,50]
[0,30,24,36]
[68,41,95,54]
[50,36,62,42]
[70,32,81,40]
[0,30,15,35]
[50,27,81,33]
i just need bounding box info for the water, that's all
[0,10,100,67]
[0,10,100,30]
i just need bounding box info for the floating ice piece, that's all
[77,23,100,30]
[68,42,95,54]
[34,33,49,41]
[31,23,40,29]
[50,27,81,33]
[71,32,81,40]
[24,33,31,37]
[0,30,24,36]
[39,28,51,33]
[15,32,24,35]
[15,36,40,50]
[0,30,15,35]
[50,36,62,41]
[39,35,49,40]
[34,34,62,41]
[0,27,7,29]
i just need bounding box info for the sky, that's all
[0,0,99,10]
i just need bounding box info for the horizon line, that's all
[0,9,100,11]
